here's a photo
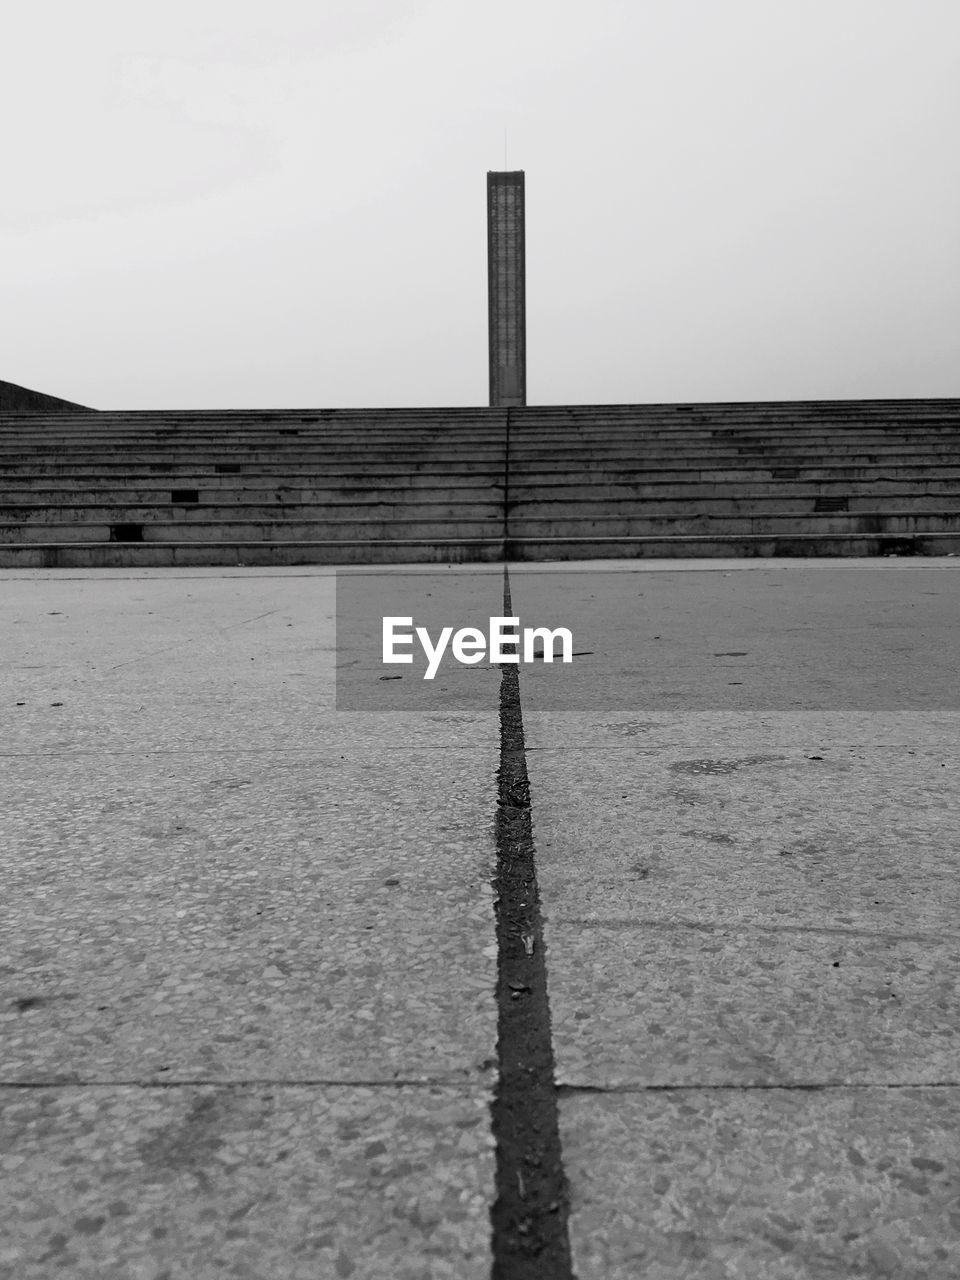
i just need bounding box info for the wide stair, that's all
[508,398,960,558]
[0,409,507,567]
[1,399,959,565]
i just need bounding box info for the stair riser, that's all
[0,452,506,468]
[2,457,955,482]
[0,520,501,544]
[3,443,956,463]
[5,404,958,426]
[7,512,960,544]
[7,426,960,446]
[509,451,960,468]
[0,502,503,522]
[509,433,960,449]
[508,534,960,559]
[509,496,960,517]
[508,480,960,500]
[0,463,505,478]
[4,465,959,488]
[0,542,505,568]
[509,513,960,536]
[8,498,956,523]
[0,485,502,503]
[511,467,960,483]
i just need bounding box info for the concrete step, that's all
[4,490,957,520]
[7,496,960,527]
[0,483,504,504]
[0,539,505,568]
[0,416,503,432]
[4,401,955,425]
[507,511,960,537]
[0,426,506,442]
[0,409,499,419]
[12,399,958,421]
[5,464,958,488]
[515,397,960,417]
[516,405,960,420]
[510,461,960,480]
[508,494,960,517]
[6,419,960,439]
[0,441,504,457]
[5,434,958,463]
[510,425,960,441]
[0,461,505,478]
[509,449,960,467]
[507,532,960,559]
[0,500,503,522]
[0,417,502,430]
[508,477,960,500]
[3,397,958,565]
[0,473,503,492]
[509,444,960,462]
[0,449,507,467]
[7,450,950,476]
[5,530,957,568]
[5,429,959,452]
[6,433,956,454]
[0,427,504,443]
[4,496,957,529]
[0,517,501,544]
[4,468,958,493]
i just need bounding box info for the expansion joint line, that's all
[502,407,512,562]
[489,566,574,1280]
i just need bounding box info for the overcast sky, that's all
[3,0,958,410]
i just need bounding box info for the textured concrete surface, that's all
[509,560,960,711]
[512,562,960,1278]
[525,744,960,1086]
[559,1089,959,1280]
[1,567,501,1278]
[1,1086,494,1279]
[335,567,506,709]
[2,566,502,751]
[4,560,960,1279]
[2,748,497,1083]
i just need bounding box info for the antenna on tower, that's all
[504,128,507,169]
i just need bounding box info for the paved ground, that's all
[2,559,958,1279]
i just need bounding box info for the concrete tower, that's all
[486,171,526,407]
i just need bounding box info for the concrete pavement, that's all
[2,560,958,1278]
[513,562,960,1279]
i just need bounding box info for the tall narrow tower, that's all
[487,170,526,407]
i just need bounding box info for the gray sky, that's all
[3,0,958,409]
